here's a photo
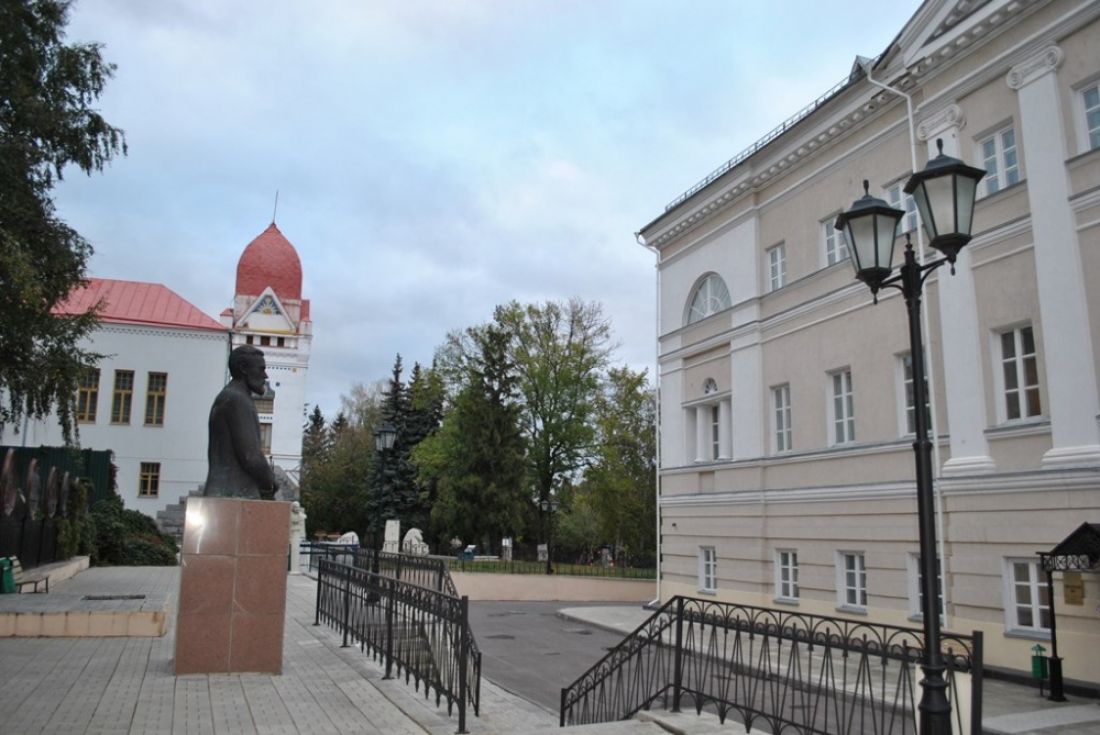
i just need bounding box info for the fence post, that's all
[313,559,323,626]
[971,630,984,735]
[672,596,684,713]
[341,563,351,648]
[559,687,567,727]
[383,576,395,680]
[437,564,445,592]
[457,595,469,734]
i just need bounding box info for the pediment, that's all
[238,287,294,333]
[898,0,1044,73]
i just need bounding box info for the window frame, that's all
[836,551,867,611]
[144,372,168,426]
[260,421,273,455]
[1002,558,1050,635]
[773,383,792,453]
[822,216,848,267]
[76,368,100,423]
[686,273,732,325]
[905,553,943,621]
[139,462,160,498]
[698,546,717,593]
[111,369,134,424]
[885,179,919,235]
[897,352,930,437]
[828,369,855,446]
[767,243,786,292]
[993,324,1041,423]
[1075,79,1100,153]
[775,549,799,602]
[977,125,1020,198]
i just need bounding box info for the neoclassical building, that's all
[640,0,1100,684]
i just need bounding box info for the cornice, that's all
[1006,44,1063,90]
[100,324,228,342]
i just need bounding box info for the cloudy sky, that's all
[56,0,920,418]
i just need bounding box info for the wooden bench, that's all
[8,557,49,593]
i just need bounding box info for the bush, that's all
[56,478,93,561]
[89,489,178,566]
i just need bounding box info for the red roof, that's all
[236,223,302,301]
[56,278,226,332]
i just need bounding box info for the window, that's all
[830,369,855,445]
[246,335,254,345]
[260,422,272,455]
[260,335,271,347]
[710,406,720,459]
[144,372,167,426]
[767,244,786,291]
[899,353,930,436]
[837,552,867,609]
[906,554,943,619]
[823,218,848,266]
[699,547,717,592]
[76,368,100,423]
[979,126,1020,196]
[1004,559,1050,633]
[253,382,275,414]
[776,550,799,601]
[276,336,286,347]
[139,462,160,498]
[1082,83,1100,151]
[999,326,1040,420]
[886,181,918,235]
[773,384,792,453]
[111,370,134,424]
[687,274,731,324]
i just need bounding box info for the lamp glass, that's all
[925,175,955,240]
[955,176,978,236]
[374,423,396,451]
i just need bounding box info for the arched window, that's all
[703,378,719,395]
[687,274,731,325]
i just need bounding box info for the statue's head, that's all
[228,345,268,396]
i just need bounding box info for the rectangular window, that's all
[979,126,1020,196]
[830,369,855,445]
[253,395,274,414]
[776,550,799,601]
[767,243,786,291]
[886,181,919,235]
[139,462,160,498]
[144,372,167,426]
[1005,559,1050,633]
[699,547,717,592]
[999,326,1040,421]
[900,353,930,436]
[709,405,720,459]
[773,384,792,453]
[838,551,867,609]
[111,370,134,424]
[76,368,100,423]
[823,219,848,266]
[260,335,271,347]
[260,421,272,455]
[1083,83,1100,151]
[907,553,943,619]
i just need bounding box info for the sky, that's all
[56,0,922,419]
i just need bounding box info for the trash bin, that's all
[1031,644,1048,680]
[0,558,14,594]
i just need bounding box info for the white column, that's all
[717,399,732,460]
[695,407,709,462]
[917,105,995,475]
[1008,47,1100,468]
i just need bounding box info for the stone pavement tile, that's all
[209,676,258,734]
[240,676,298,735]
[983,703,1100,734]
[84,638,152,735]
[174,675,215,735]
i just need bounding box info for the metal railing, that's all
[440,555,657,580]
[315,558,481,733]
[561,595,983,735]
[299,543,459,595]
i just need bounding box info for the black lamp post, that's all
[539,497,559,575]
[371,421,397,569]
[835,139,984,735]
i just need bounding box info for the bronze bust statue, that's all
[204,345,276,499]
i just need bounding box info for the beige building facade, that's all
[640,0,1100,685]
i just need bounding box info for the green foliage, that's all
[0,0,126,443]
[55,476,91,559]
[88,489,177,566]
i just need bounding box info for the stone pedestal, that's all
[175,497,290,675]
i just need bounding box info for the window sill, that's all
[698,589,717,596]
[977,178,1026,203]
[773,597,800,606]
[835,605,868,616]
[1003,628,1051,642]
[985,418,1050,439]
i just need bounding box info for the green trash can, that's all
[0,558,14,594]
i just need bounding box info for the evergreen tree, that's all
[367,355,418,542]
[405,362,444,528]
[301,404,329,480]
[1,0,126,443]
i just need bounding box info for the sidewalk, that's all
[559,606,1100,735]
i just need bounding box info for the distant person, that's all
[203,345,276,499]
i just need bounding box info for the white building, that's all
[640,0,1100,685]
[19,278,229,513]
[222,223,312,483]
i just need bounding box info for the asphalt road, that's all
[468,601,634,714]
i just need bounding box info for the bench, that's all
[8,557,49,593]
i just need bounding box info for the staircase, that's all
[155,487,203,544]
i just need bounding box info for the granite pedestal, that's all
[174,497,290,674]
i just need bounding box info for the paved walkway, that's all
[0,566,1096,734]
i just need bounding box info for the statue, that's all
[203,345,276,499]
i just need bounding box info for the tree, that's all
[367,355,419,542]
[494,299,612,520]
[1,0,126,443]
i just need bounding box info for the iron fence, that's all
[440,555,656,580]
[299,543,459,595]
[314,557,480,733]
[561,595,983,734]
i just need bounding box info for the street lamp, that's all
[370,421,397,569]
[539,497,559,575]
[835,138,984,735]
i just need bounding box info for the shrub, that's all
[89,488,178,566]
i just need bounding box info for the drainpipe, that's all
[857,55,949,622]
[637,231,662,609]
